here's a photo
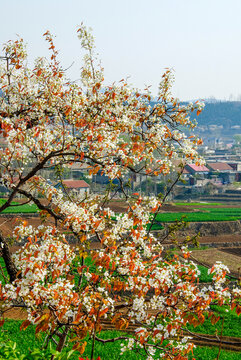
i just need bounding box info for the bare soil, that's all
[108,201,199,213]
[108,200,241,212]
[0,216,57,238]
[191,248,241,277]
[194,234,241,244]
[4,307,28,321]
[221,247,241,256]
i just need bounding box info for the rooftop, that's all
[185,164,209,172]
[62,179,90,188]
[207,162,233,171]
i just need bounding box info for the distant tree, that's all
[234,134,241,145]
[204,182,218,196]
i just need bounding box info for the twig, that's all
[77,256,84,289]
[91,307,100,360]
[95,335,130,343]
[216,317,224,360]
[0,263,8,284]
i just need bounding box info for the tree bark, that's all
[0,232,18,282]
[51,327,69,360]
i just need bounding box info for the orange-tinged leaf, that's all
[79,341,87,354]
[210,266,214,274]
[99,308,109,317]
[35,322,43,334]
[65,106,72,116]
[211,314,220,325]
[236,305,241,316]
[198,313,205,324]
[72,342,80,350]
[153,329,160,337]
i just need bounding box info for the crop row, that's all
[154,209,241,223]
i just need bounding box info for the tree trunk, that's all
[50,326,69,359]
[0,233,18,282]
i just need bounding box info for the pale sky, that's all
[1,0,241,101]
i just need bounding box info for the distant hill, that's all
[150,100,241,128]
[192,101,241,127]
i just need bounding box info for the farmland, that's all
[1,290,241,359]
[2,198,241,222]
[1,320,241,359]
[154,205,241,224]
[107,200,241,230]
[0,199,39,214]
[1,262,241,359]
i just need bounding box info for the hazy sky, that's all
[1,0,241,101]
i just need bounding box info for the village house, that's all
[66,163,90,180]
[61,179,90,195]
[207,162,236,184]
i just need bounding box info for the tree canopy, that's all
[0,25,240,360]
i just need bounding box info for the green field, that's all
[1,317,240,360]
[1,198,241,223]
[0,254,240,359]
[0,199,39,214]
[187,305,241,338]
[154,207,241,223]
[175,202,223,207]
[147,203,241,231]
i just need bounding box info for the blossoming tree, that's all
[0,26,240,359]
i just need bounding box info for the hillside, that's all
[150,100,241,128]
[192,101,241,128]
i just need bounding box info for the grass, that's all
[186,305,241,359]
[1,318,240,360]
[0,198,39,213]
[0,254,240,359]
[0,257,10,285]
[147,203,241,229]
[146,222,164,230]
[187,305,241,338]
[190,347,241,360]
[197,264,214,282]
[2,320,44,355]
[175,202,223,206]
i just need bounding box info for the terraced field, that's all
[220,247,241,256]
[155,206,241,223]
